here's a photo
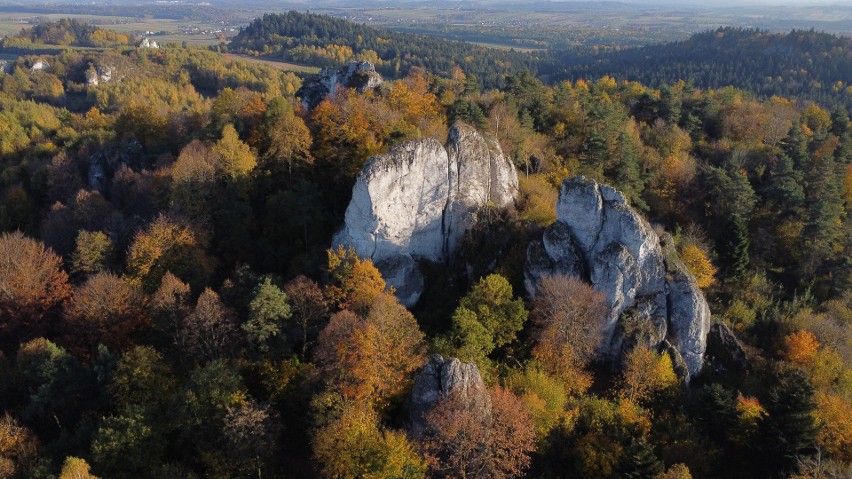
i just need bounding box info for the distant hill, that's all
[227,11,543,89]
[0,18,134,49]
[556,28,852,109]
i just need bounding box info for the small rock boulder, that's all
[410,355,491,435]
[705,322,748,375]
[299,61,383,109]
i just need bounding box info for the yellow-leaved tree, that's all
[679,243,717,289]
[213,123,256,178]
[324,245,389,314]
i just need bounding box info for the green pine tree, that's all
[721,215,750,279]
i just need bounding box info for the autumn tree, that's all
[619,347,679,405]
[422,386,535,479]
[62,272,147,355]
[283,275,327,358]
[655,463,693,479]
[46,151,83,204]
[784,330,821,365]
[325,245,388,314]
[505,367,568,440]
[314,293,425,408]
[180,288,239,362]
[150,272,192,351]
[170,139,218,221]
[261,98,313,177]
[222,399,280,479]
[679,243,717,289]
[58,456,99,479]
[0,414,40,478]
[0,231,70,347]
[125,215,213,293]
[313,402,426,479]
[214,123,257,178]
[530,275,607,393]
[71,230,113,277]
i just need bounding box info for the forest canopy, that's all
[0,17,850,479]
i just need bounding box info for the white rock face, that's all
[444,123,518,254]
[333,123,519,306]
[526,176,710,380]
[139,38,159,49]
[30,60,49,72]
[300,61,383,109]
[85,65,114,87]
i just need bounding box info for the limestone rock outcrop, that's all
[705,322,748,374]
[333,123,518,306]
[525,176,711,380]
[410,355,491,435]
[88,140,145,193]
[85,64,115,87]
[139,37,160,49]
[30,60,50,72]
[300,61,383,109]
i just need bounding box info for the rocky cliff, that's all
[410,355,491,435]
[526,176,711,380]
[333,123,519,306]
[299,61,383,109]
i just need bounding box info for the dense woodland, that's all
[556,28,852,111]
[0,18,851,479]
[230,14,852,111]
[227,12,543,89]
[0,19,134,49]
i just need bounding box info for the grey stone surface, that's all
[410,355,491,435]
[299,61,383,108]
[333,123,518,306]
[526,176,711,380]
[705,322,748,374]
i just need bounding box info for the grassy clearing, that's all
[469,41,543,53]
[222,53,320,74]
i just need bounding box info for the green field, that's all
[222,53,320,74]
[0,12,241,46]
[0,11,323,75]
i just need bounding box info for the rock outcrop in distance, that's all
[299,61,383,109]
[526,176,711,380]
[332,122,519,306]
[409,355,491,436]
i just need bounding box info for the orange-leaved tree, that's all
[422,386,535,479]
[314,293,424,408]
[62,272,147,355]
[325,245,388,314]
[0,231,70,347]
